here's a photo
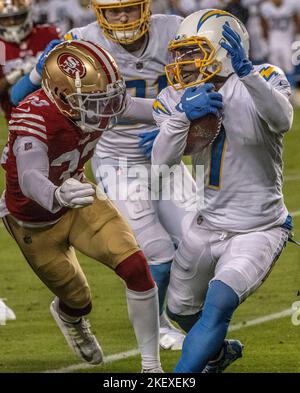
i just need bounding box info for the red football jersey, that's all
[0,24,60,123]
[2,88,103,223]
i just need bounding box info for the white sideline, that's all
[42,307,294,373]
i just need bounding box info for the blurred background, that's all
[0,0,299,373]
[32,0,300,104]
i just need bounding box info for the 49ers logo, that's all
[57,53,86,79]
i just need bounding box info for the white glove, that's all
[55,178,95,209]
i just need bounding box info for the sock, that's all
[167,306,202,333]
[126,286,161,370]
[174,280,239,373]
[56,299,81,324]
[150,261,172,315]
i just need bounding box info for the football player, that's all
[241,0,268,64]
[0,0,60,124]
[150,9,293,372]
[10,0,193,350]
[261,0,300,90]
[0,40,162,372]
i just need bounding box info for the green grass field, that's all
[0,112,300,373]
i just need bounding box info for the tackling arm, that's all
[121,94,155,124]
[13,136,60,213]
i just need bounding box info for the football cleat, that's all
[142,367,164,373]
[159,312,185,351]
[0,299,16,325]
[202,339,244,373]
[50,298,103,365]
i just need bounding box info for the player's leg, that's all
[93,157,182,350]
[175,226,289,373]
[69,196,162,372]
[157,162,198,348]
[2,214,103,364]
[166,215,216,333]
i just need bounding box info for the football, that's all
[184,114,222,155]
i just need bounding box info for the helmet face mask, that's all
[166,37,221,90]
[166,9,249,90]
[67,78,126,132]
[91,0,151,45]
[0,0,33,43]
[42,40,126,133]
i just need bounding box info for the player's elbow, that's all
[18,169,36,198]
[277,106,294,134]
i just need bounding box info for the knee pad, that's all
[136,221,175,263]
[116,250,155,292]
[166,306,201,333]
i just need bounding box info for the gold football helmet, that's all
[42,40,126,133]
[91,0,151,44]
[0,0,33,43]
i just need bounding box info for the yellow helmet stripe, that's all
[197,9,235,31]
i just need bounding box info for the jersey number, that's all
[126,75,168,98]
[208,126,227,189]
[51,140,98,182]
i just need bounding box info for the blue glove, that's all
[180,83,223,121]
[138,130,159,159]
[36,39,62,76]
[221,22,253,78]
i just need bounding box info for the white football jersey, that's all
[67,14,183,164]
[152,65,293,233]
[261,0,298,45]
[47,0,73,34]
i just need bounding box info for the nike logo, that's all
[185,93,203,101]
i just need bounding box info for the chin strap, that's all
[74,71,86,131]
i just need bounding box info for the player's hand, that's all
[36,39,62,76]
[55,178,95,209]
[138,130,159,159]
[180,84,223,121]
[221,22,253,78]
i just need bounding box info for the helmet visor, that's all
[67,83,126,132]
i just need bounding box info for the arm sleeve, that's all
[13,136,60,213]
[151,116,190,167]
[10,67,41,106]
[151,93,190,167]
[121,94,155,124]
[240,67,294,134]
